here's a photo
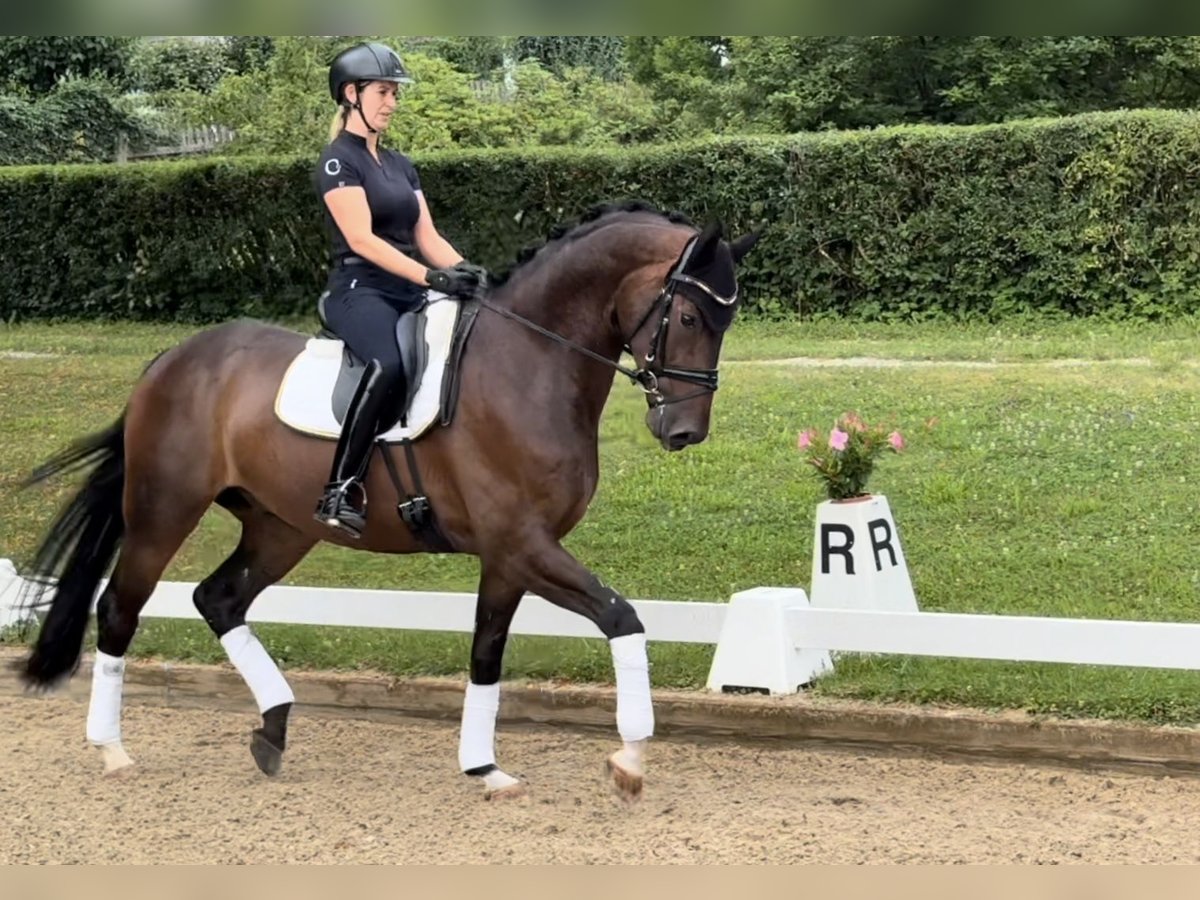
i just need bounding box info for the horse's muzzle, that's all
[646,407,708,451]
[665,430,701,452]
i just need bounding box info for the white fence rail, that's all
[6,558,1200,695]
[0,560,724,644]
[792,607,1200,671]
[136,581,727,643]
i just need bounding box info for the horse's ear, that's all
[729,227,763,264]
[691,220,723,264]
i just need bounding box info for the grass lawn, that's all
[3,314,1200,724]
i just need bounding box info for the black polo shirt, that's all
[313,131,424,268]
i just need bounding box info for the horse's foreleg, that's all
[192,503,315,776]
[461,565,525,800]
[511,537,652,803]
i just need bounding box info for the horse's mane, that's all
[490,199,694,287]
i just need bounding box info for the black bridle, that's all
[477,235,738,409]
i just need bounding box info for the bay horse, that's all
[16,200,759,802]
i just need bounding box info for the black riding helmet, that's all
[328,42,413,134]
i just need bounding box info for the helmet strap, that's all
[350,80,377,135]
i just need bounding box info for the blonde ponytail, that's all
[328,106,349,143]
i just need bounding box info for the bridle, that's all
[477,234,737,409]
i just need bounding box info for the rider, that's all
[313,41,487,539]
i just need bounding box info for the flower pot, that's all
[830,493,874,505]
[809,493,917,612]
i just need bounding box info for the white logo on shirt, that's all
[325,158,342,176]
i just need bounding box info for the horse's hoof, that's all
[484,782,528,802]
[606,752,643,804]
[97,742,135,777]
[250,729,284,776]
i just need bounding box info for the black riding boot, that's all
[314,360,390,539]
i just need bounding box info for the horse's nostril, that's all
[667,431,696,450]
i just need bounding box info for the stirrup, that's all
[314,479,367,538]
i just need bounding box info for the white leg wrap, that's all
[86,651,125,746]
[611,633,654,742]
[219,625,295,714]
[458,681,500,772]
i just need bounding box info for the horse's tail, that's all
[18,415,127,687]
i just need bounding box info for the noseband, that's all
[478,234,736,409]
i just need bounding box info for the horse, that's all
[16,200,760,802]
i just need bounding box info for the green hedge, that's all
[3,109,1200,322]
[0,79,154,167]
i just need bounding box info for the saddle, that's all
[315,291,426,430]
[274,290,480,443]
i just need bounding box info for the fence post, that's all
[706,587,832,695]
[0,558,25,628]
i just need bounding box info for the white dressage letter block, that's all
[810,495,918,612]
[706,587,832,695]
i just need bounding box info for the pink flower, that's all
[842,413,865,432]
[829,429,849,451]
[797,429,816,450]
[888,431,905,451]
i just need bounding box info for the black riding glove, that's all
[425,262,489,298]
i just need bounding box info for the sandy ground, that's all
[4,695,1200,864]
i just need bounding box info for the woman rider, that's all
[313,41,486,539]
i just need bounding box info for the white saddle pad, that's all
[274,293,458,442]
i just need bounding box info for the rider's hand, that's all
[424,261,489,298]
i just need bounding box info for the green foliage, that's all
[400,37,506,79]
[220,36,275,75]
[626,36,731,137]
[127,38,230,94]
[188,38,664,156]
[0,155,322,321]
[4,109,1200,323]
[513,36,627,80]
[195,36,342,158]
[0,76,154,165]
[18,35,1200,172]
[0,36,135,93]
[717,37,1200,135]
[384,53,515,150]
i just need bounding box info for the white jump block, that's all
[810,495,918,612]
[706,587,832,695]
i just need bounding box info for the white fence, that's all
[0,558,724,643]
[5,557,1200,695]
[115,125,237,163]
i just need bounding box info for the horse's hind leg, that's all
[90,498,211,776]
[193,490,316,776]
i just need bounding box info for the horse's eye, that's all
[680,313,697,329]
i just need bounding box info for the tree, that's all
[0,36,135,93]
[127,37,230,94]
[624,37,731,135]
[719,37,1200,134]
[512,36,627,80]
[398,37,507,79]
[222,36,275,75]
